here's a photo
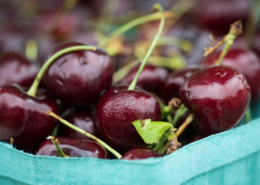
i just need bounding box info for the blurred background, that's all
[0,0,259,70]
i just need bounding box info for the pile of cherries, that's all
[0,0,259,161]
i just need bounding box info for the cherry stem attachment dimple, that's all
[47,136,69,157]
[27,46,96,97]
[46,110,122,159]
[98,8,173,48]
[128,4,165,90]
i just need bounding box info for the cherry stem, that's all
[175,114,194,137]
[47,136,69,157]
[46,110,122,159]
[27,46,96,97]
[172,104,189,127]
[204,20,243,61]
[25,39,38,61]
[245,108,252,123]
[157,37,193,53]
[95,0,121,33]
[216,21,242,64]
[128,4,165,90]
[245,1,260,49]
[98,10,173,48]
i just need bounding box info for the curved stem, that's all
[46,110,122,159]
[175,114,194,137]
[47,136,69,157]
[98,11,173,47]
[128,4,165,90]
[27,46,96,97]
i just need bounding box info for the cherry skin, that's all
[0,84,59,152]
[197,0,250,34]
[43,41,114,106]
[0,52,39,87]
[95,85,161,153]
[119,64,169,97]
[121,147,161,160]
[180,65,250,136]
[203,49,260,102]
[58,109,100,141]
[162,66,200,103]
[37,137,109,159]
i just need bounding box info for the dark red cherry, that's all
[0,52,39,87]
[121,147,161,160]
[58,109,100,140]
[180,65,250,136]
[197,0,250,33]
[0,84,59,151]
[37,137,109,159]
[95,85,161,153]
[203,49,260,102]
[43,41,114,106]
[162,66,200,103]
[120,64,169,96]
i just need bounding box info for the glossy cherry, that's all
[95,85,161,153]
[37,137,109,159]
[0,84,59,151]
[120,64,169,96]
[43,41,114,106]
[203,49,260,102]
[121,147,161,160]
[197,0,250,33]
[180,65,250,136]
[58,109,100,140]
[0,52,39,87]
[162,66,200,103]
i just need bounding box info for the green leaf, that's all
[132,119,173,144]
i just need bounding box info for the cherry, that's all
[43,41,114,106]
[180,65,250,136]
[119,64,169,96]
[95,85,161,153]
[197,0,250,34]
[58,108,100,141]
[0,52,39,87]
[162,65,200,103]
[0,84,59,151]
[121,147,161,160]
[37,137,109,159]
[203,49,260,102]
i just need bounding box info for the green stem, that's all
[128,4,165,90]
[161,106,174,120]
[47,136,69,157]
[95,0,121,33]
[175,114,193,137]
[98,10,173,47]
[245,108,252,123]
[112,61,139,84]
[172,105,188,127]
[27,46,96,97]
[157,37,193,53]
[157,127,176,155]
[245,1,260,49]
[215,21,242,64]
[170,0,195,18]
[46,110,122,159]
